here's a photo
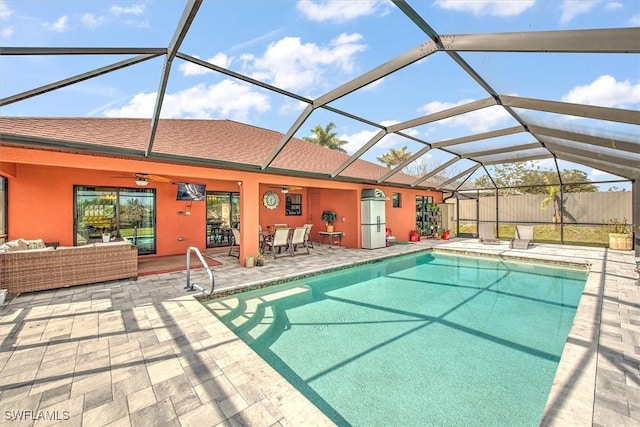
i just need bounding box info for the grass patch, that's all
[458,224,613,247]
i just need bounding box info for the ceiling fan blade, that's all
[136,173,172,183]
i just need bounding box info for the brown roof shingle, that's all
[0,117,419,186]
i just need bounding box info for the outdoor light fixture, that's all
[135,179,149,187]
[281,186,289,194]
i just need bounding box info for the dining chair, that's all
[290,226,310,256]
[228,228,241,257]
[264,227,291,258]
[303,223,314,249]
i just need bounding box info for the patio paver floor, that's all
[1,238,638,426]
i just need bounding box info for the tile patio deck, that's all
[0,239,638,426]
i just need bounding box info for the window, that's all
[392,192,401,208]
[74,186,156,254]
[285,194,302,216]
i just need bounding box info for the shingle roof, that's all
[0,117,422,187]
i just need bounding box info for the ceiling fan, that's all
[269,185,303,194]
[133,173,172,186]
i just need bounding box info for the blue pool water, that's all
[207,252,587,426]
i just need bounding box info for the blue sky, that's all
[1,0,638,188]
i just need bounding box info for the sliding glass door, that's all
[206,191,240,248]
[74,186,156,255]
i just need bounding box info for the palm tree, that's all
[303,123,348,153]
[377,146,412,168]
[541,176,561,225]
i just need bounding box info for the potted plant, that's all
[101,227,111,243]
[321,210,337,232]
[607,218,633,250]
[255,253,265,266]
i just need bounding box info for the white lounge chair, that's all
[510,225,534,249]
[479,223,501,244]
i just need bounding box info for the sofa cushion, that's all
[25,239,47,250]
[0,238,29,253]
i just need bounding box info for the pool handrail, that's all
[185,246,214,295]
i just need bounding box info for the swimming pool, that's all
[206,252,587,426]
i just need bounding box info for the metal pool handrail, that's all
[185,246,214,295]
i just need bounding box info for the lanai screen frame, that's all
[0,0,638,254]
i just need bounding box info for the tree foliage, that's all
[303,122,348,153]
[377,146,412,168]
[121,199,147,227]
[473,162,598,195]
[403,157,459,180]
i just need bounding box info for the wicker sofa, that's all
[0,239,138,295]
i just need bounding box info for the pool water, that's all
[207,252,586,426]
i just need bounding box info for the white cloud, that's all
[361,77,384,91]
[279,99,308,115]
[109,4,145,16]
[338,128,379,154]
[337,120,415,155]
[417,100,512,133]
[81,13,102,30]
[249,33,366,93]
[604,2,623,11]
[1,1,13,19]
[104,80,271,121]
[631,14,640,25]
[229,28,285,52]
[1,2,14,37]
[559,0,601,24]
[434,0,535,17]
[296,0,391,23]
[48,15,68,32]
[562,75,640,108]
[179,53,234,76]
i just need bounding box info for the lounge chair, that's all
[264,227,291,258]
[290,226,310,256]
[478,223,501,244]
[510,225,534,249]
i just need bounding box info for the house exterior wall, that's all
[1,146,442,264]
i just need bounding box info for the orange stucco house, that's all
[0,117,443,265]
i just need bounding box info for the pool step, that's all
[208,284,313,342]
